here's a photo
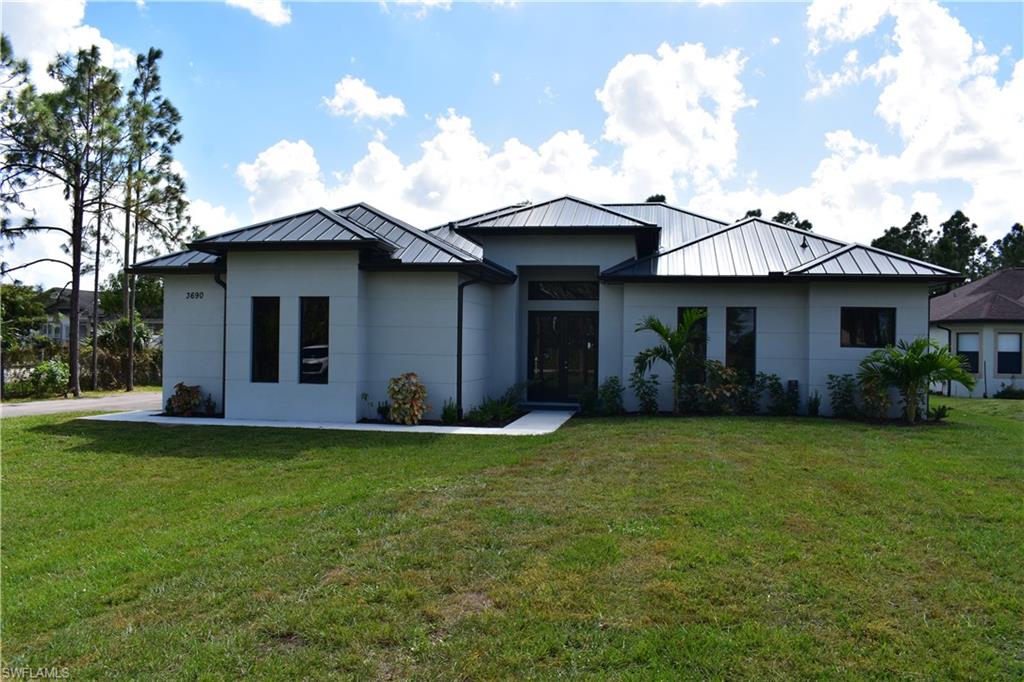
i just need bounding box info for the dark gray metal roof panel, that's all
[133,249,222,273]
[334,202,481,265]
[194,207,382,250]
[427,224,485,259]
[455,196,655,230]
[604,203,727,250]
[790,244,959,278]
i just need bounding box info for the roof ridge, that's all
[603,202,730,226]
[454,195,655,229]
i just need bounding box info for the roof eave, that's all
[189,239,394,254]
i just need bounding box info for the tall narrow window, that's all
[251,297,280,383]
[299,297,329,384]
[841,307,895,348]
[726,307,756,380]
[997,333,1022,374]
[956,332,980,374]
[678,306,708,383]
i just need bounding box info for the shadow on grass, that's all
[29,417,451,462]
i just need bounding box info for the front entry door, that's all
[527,311,598,402]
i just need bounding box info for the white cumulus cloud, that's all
[323,76,407,122]
[225,0,292,26]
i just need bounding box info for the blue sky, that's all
[4,0,1023,287]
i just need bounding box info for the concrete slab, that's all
[80,408,576,436]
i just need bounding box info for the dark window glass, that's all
[528,281,599,300]
[251,297,279,383]
[997,333,1022,374]
[840,307,896,348]
[956,332,980,374]
[726,307,756,381]
[299,297,329,384]
[678,306,708,384]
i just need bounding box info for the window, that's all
[997,333,1022,374]
[956,332,980,374]
[251,297,280,383]
[726,307,756,380]
[841,307,895,348]
[528,281,599,300]
[299,297,329,384]
[678,306,708,383]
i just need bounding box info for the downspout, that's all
[935,324,954,397]
[214,272,227,415]
[457,277,483,418]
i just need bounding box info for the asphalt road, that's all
[1,391,162,418]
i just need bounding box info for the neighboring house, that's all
[134,196,959,421]
[929,268,1023,397]
[40,289,102,346]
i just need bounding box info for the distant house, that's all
[930,268,1023,397]
[40,289,102,346]
[135,196,961,421]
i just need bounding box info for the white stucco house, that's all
[134,196,960,421]
[929,268,1023,397]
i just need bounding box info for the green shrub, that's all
[760,372,798,416]
[993,384,1024,399]
[165,382,204,415]
[827,374,859,419]
[387,372,430,425]
[577,385,598,415]
[629,368,660,415]
[696,361,763,415]
[441,398,459,424]
[927,404,952,422]
[30,359,69,397]
[858,375,892,421]
[807,390,822,417]
[597,376,625,415]
[466,382,525,425]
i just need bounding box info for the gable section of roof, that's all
[132,249,223,273]
[335,202,479,265]
[193,207,389,252]
[604,218,845,279]
[454,196,655,230]
[789,243,959,278]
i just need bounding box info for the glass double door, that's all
[527,311,598,402]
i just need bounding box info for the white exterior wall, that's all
[930,321,1024,397]
[224,252,361,422]
[462,281,493,410]
[161,274,225,411]
[359,271,459,420]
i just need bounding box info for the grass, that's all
[1,397,1022,679]
[1,385,161,404]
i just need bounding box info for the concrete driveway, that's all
[1,391,162,418]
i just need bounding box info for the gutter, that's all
[456,277,483,417]
[214,272,227,415]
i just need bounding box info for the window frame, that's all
[299,296,330,385]
[956,331,980,374]
[677,306,708,384]
[527,281,599,301]
[725,306,756,381]
[251,296,280,383]
[996,332,1022,375]
[840,307,896,349]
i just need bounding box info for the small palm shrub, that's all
[634,309,707,414]
[387,372,430,425]
[858,338,975,424]
[629,368,660,414]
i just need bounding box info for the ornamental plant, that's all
[387,372,430,425]
[166,382,204,416]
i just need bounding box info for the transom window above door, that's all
[528,281,599,301]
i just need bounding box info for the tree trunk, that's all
[122,176,132,389]
[905,385,919,424]
[91,169,103,391]
[126,203,140,392]
[68,187,84,398]
[672,366,682,415]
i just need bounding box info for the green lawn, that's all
[2,397,1022,679]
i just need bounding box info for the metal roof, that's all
[454,196,655,231]
[132,249,223,274]
[604,218,846,279]
[789,243,960,278]
[424,223,484,259]
[335,202,479,265]
[192,207,390,252]
[930,268,1024,322]
[603,202,728,250]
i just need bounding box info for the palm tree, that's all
[858,337,975,424]
[634,308,707,414]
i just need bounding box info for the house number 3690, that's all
[185,291,204,300]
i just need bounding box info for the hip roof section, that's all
[930,268,1024,322]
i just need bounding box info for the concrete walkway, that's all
[81,408,576,436]
[1,391,163,418]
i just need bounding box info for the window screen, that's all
[251,297,280,383]
[841,307,896,348]
[956,332,980,374]
[997,333,1022,374]
[299,297,329,384]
